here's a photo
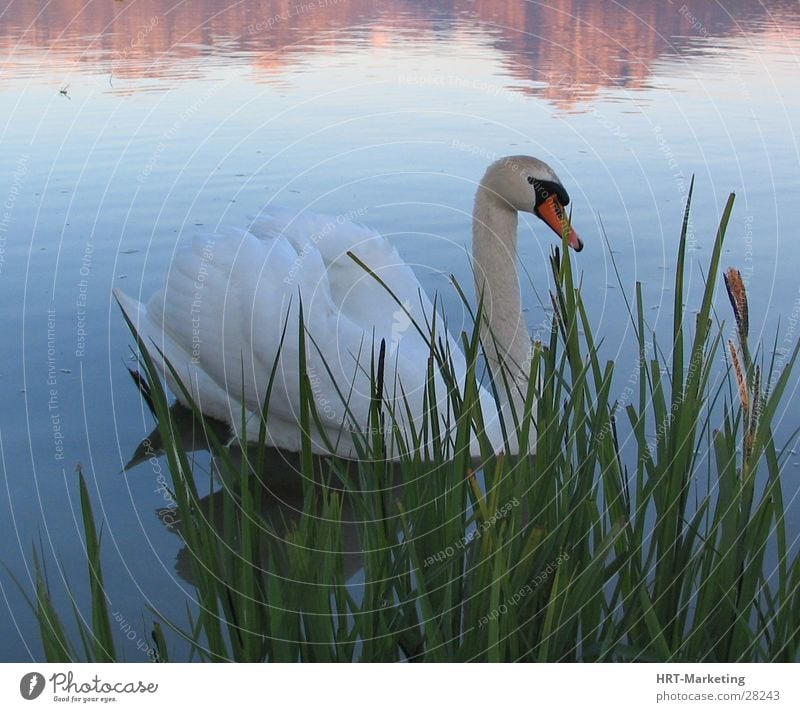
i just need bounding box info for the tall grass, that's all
[24,191,800,661]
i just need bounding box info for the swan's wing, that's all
[248,208,435,335]
[117,210,501,457]
[248,209,491,441]
[118,228,360,436]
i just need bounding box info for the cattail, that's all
[728,339,749,414]
[724,268,749,345]
[749,364,761,440]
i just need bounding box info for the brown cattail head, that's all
[728,339,749,414]
[724,268,749,343]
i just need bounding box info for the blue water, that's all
[1,0,799,661]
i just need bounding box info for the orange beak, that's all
[536,195,583,252]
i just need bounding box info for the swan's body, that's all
[115,156,581,459]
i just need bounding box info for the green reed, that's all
[23,190,800,661]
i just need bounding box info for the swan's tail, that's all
[113,288,250,437]
[114,287,185,401]
[114,287,170,393]
[113,288,147,334]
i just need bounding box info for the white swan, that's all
[115,156,582,458]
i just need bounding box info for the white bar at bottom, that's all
[0,663,796,711]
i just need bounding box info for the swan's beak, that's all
[536,195,583,252]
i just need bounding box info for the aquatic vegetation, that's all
[24,190,800,662]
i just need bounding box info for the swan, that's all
[115,156,582,459]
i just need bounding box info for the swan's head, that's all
[481,155,583,251]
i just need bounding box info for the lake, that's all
[1,0,799,661]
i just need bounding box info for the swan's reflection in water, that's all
[125,403,402,587]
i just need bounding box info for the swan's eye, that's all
[528,176,569,208]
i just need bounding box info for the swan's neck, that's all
[472,185,531,400]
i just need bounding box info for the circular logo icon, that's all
[20,672,45,700]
